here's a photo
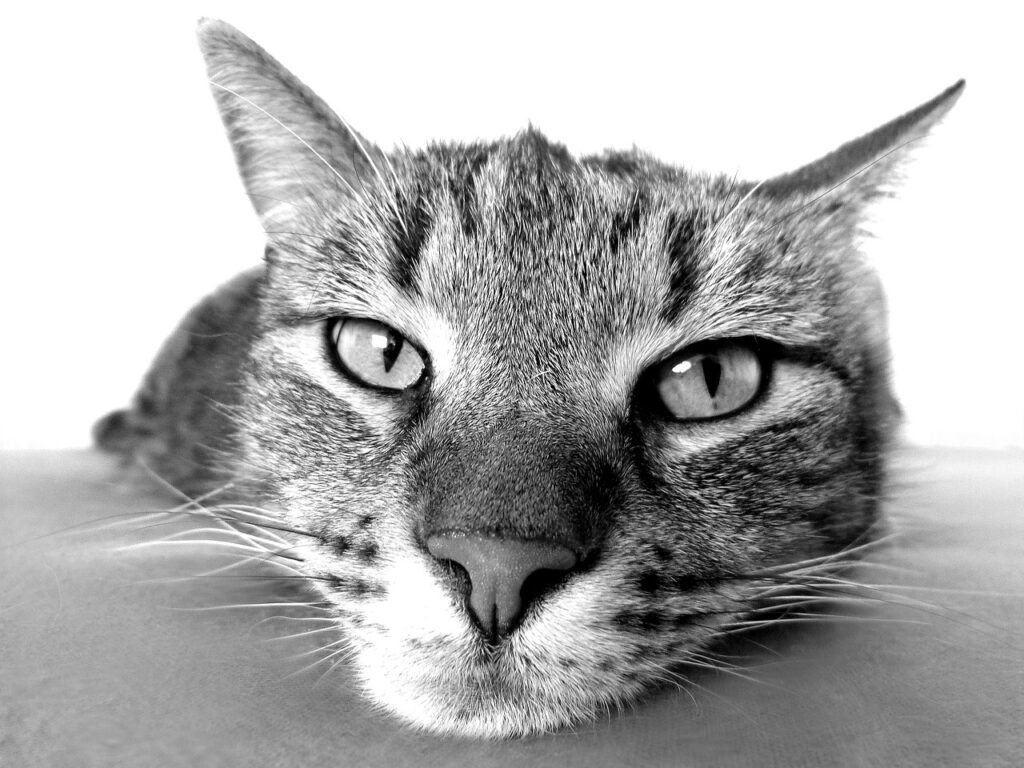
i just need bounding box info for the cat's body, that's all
[95,20,962,737]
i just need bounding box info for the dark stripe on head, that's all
[608,189,648,256]
[661,210,705,319]
[584,150,643,176]
[389,190,431,294]
[447,147,492,238]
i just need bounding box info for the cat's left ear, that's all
[760,80,964,203]
[197,19,387,227]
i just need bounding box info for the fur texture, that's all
[94,20,962,737]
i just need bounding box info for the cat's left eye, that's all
[330,318,426,391]
[653,340,765,421]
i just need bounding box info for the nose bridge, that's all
[417,415,610,554]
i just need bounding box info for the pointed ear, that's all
[197,19,386,226]
[760,80,964,202]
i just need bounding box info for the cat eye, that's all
[330,318,426,391]
[653,340,764,421]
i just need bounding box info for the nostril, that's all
[433,556,472,600]
[519,567,574,614]
[426,534,578,641]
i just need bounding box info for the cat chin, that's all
[349,632,643,738]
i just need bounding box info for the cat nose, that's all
[426,534,578,641]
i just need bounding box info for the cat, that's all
[93,19,963,738]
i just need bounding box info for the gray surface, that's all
[1,448,1022,767]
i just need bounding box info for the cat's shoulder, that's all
[93,266,264,488]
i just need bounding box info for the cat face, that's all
[197,20,961,737]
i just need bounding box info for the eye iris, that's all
[655,342,762,421]
[332,319,424,390]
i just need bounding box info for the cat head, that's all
[198,19,961,737]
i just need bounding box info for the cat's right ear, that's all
[197,19,385,228]
[758,80,964,204]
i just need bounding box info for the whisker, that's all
[677,657,771,687]
[849,583,1024,599]
[210,81,359,199]
[284,639,350,661]
[313,647,359,686]
[139,526,285,550]
[283,644,357,681]
[725,614,930,631]
[329,111,409,237]
[646,661,760,723]
[136,554,309,583]
[768,136,924,230]
[205,504,317,540]
[3,509,174,549]
[264,626,342,643]
[168,601,331,613]
[706,178,766,243]
[134,459,235,509]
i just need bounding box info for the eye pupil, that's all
[373,331,404,373]
[701,357,722,399]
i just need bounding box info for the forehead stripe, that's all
[661,211,704,321]
[388,191,431,295]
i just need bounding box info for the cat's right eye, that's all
[330,318,426,391]
[652,340,765,421]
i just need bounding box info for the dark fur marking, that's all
[665,573,703,592]
[608,191,646,255]
[640,610,666,631]
[652,545,673,562]
[136,392,159,417]
[638,570,661,593]
[334,535,351,556]
[581,150,643,176]
[447,146,493,238]
[661,211,703,319]
[389,191,431,293]
[327,574,346,590]
[349,578,385,597]
[358,542,379,563]
[613,610,666,632]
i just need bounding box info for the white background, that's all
[1,2,1020,449]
